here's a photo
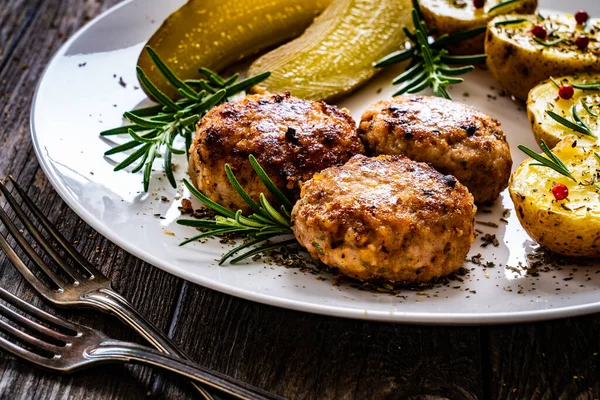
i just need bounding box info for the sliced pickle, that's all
[138,0,331,98]
[248,0,413,102]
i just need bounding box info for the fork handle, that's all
[84,288,213,398]
[87,340,282,400]
[84,288,190,358]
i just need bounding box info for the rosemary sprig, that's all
[546,108,597,138]
[374,0,486,100]
[101,46,270,192]
[177,155,297,265]
[518,140,576,181]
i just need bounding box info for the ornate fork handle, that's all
[83,288,217,398]
[83,288,190,359]
[87,341,282,400]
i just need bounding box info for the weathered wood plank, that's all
[0,0,186,398]
[488,318,600,400]
[156,282,484,399]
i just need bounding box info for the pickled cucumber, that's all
[248,0,412,102]
[138,0,330,98]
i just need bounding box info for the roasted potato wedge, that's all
[138,0,330,98]
[420,0,537,55]
[486,14,600,100]
[528,74,600,148]
[509,140,600,257]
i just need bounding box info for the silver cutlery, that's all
[0,286,279,400]
[0,177,273,399]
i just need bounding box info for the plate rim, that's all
[30,0,600,325]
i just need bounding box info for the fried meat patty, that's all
[358,95,512,204]
[291,155,477,283]
[188,92,364,213]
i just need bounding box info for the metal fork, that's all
[0,287,279,400]
[0,176,246,399]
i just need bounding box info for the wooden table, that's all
[0,1,599,398]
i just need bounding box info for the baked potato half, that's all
[420,0,537,55]
[509,140,600,257]
[527,74,600,148]
[486,14,600,100]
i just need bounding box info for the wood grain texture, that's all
[1,0,600,399]
[488,318,600,400]
[156,282,484,400]
[0,0,183,399]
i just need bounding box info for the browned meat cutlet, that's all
[358,95,512,204]
[188,92,365,213]
[292,155,477,283]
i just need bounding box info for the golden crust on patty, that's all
[291,155,477,283]
[358,95,512,204]
[188,92,364,213]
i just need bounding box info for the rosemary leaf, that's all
[224,164,262,214]
[100,125,149,136]
[249,155,294,210]
[581,99,599,117]
[229,239,298,264]
[182,179,236,219]
[546,110,596,137]
[146,46,194,93]
[487,0,524,14]
[374,47,415,68]
[136,66,181,112]
[573,82,600,91]
[494,18,530,27]
[219,234,280,265]
[517,141,576,181]
[533,37,566,46]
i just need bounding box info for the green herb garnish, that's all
[101,46,270,192]
[518,140,576,181]
[312,241,325,255]
[581,99,599,117]
[487,0,524,14]
[374,0,486,99]
[177,155,297,265]
[546,109,596,138]
[573,82,600,91]
[494,18,530,27]
[533,37,566,46]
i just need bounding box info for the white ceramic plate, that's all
[32,0,600,324]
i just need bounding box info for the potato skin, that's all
[291,155,477,283]
[509,140,600,257]
[188,93,364,213]
[527,74,600,148]
[420,0,537,55]
[486,14,600,100]
[358,95,512,204]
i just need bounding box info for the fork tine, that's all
[0,233,56,299]
[0,207,66,290]
[0,331,51,366]
[0,182,84,283]
[8,177,99,278]
[0,288,78,333]
[0,316,61,355]
[0,302,71,343]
